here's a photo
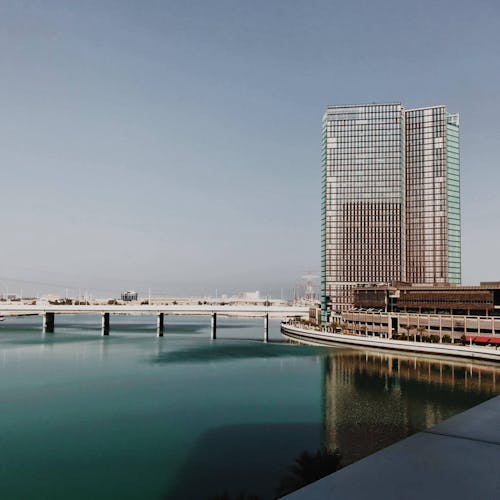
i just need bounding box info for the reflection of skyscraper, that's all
[322,352,409,464]
[321,103,461,319]
[321,352,498,465]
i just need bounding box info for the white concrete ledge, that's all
[281,324,500,362]
[282,395,500,500]
[0,304,308,318]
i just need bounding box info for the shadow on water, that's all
[151,341,329,365]
[164,423,322,500]
[111,323,210,334]
[0,321,208,344]
[0,318,256,341]
[62,322,207,335]
[167,351,500,499]
[0,322,41,333]
[0,333,105,346]
[209,324,256,330]
[163,323,206,334]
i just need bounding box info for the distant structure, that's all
[321,103,461,319]
[121,291,138,302]
[241,291,260,301]
[303,272,317,302]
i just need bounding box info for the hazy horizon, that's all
[1,0,499,298]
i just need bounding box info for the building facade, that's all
[405,107,461,284]
[352,282,500,316]
[121,291,138,302]
[322,103,461,319]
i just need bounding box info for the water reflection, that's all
[151,341,325,365]
[0,317,498,500]
[167,349,499,499]
[322,351,499,465]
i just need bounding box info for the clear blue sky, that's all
[1,0,499,298]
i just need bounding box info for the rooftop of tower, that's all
[325,102,401,109]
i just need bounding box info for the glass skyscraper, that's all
[321,103,461,319]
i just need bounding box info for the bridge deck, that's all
[0,304,309,317]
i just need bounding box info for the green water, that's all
[0,315,498,499]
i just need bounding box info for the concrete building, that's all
[339,282,500,345]
[322,103,461,319]
[121,291,138,302]
[241,291,260,301]
[352,282,500,316]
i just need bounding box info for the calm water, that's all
[0,314,498,499]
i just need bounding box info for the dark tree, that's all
[277,447,343,496]
[209,493,260,500]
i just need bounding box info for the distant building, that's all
[121,291,138,301]
[322,103,461,319]
[242,291,260,301]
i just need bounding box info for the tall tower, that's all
[445,113,461,284]
[404,106,461,284]
[322,103,405,319]
[321,102,461,320]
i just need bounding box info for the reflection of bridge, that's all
[0,304,308,340]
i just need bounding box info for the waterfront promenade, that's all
[281,323,500,362]
[283,394,500,499]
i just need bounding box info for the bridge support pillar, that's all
[157,313,164,337]
[264,313,269,342]
[42,312,55,333]
[101,313,110,336]
[211,312,217,340]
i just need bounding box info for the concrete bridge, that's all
[0,304,309,341]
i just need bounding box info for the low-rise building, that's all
[352,282,500,316]
[336,282,500,345]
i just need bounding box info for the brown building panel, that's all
[352,284,497,314]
